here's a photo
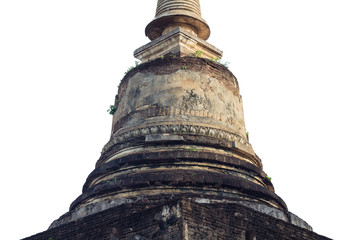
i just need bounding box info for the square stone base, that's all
[134,27,223,62]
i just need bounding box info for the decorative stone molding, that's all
[134,27,222,62]
[90,151,267,190]
[71,168,287,212]
[112,104,242,136]
[102,124,250,155]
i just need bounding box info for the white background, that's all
[1,1,359,239]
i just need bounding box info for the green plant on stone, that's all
[106,177,118,183]
[191,173,197,181]
[107,105,117,115]
[182,66,188,70]
[208,57,221,63]
[220,60,230,68]
[188,147,198,152]
[124,61,140,75]
[266,176,272,181]
[193,50,203,57]
[124,66,134,75]
[208,57,230,68]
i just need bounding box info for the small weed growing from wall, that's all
[106,177,118,183]
[107,105,117,115]
[220,60,230,68]
[208,57,221,63]
[208,57,230,69]
[188,147,199,152]
[124,61,140,75]
[193,50,203,57]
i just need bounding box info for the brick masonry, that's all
[23,198,331,240]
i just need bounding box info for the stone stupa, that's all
[24,1,331,239]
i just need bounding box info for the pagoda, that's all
[24,1,331,239]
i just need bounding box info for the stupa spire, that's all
[145,0,210,40]
[134,0,222,61]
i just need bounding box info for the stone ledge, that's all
[93,148,265,188]
[103,123,252,156]
[71,169,286,212]
[134,27,222,61]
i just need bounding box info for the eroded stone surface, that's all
[113,57,243,135]
[66,57,285,222]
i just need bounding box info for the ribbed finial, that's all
[156,0,202,16]
[146,0,210,41]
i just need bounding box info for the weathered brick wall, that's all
[24,198,331,240]
[23,199,183,240]
[182,200,331,240]
[183,201,247,239]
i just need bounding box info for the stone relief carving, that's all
[112,104,244,135]
[102,124,249,154]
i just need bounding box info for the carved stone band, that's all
[102,124,251,155]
